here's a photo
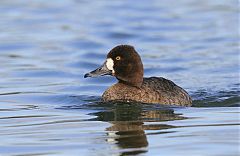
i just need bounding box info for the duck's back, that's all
[102,77,192,106]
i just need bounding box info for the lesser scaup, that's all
[84,45,192,106]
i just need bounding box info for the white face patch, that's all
[106,58,115,73]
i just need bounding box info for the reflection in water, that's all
[87,102,187,155]
[107,123,148,155]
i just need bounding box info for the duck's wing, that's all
[143,77,192,106]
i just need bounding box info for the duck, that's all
[84,45,192,106]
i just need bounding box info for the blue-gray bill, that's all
[84,61,112,78]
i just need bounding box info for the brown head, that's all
[84,45,144,88]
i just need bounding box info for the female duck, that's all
[84,45,192,106]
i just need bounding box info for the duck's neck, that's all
[117,75,143,88]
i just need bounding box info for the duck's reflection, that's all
[89,102,186,155]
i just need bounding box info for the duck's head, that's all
[84,45,143,87]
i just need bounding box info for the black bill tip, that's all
[84,73,90,78]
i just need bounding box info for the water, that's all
[0,0,239,155]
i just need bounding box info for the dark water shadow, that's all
[61,101,187,155]
[191,89,240,107]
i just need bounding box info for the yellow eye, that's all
[116,56,121,60]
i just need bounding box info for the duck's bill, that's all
[84,62,112,78]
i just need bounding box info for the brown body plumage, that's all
[103,77,192,106]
